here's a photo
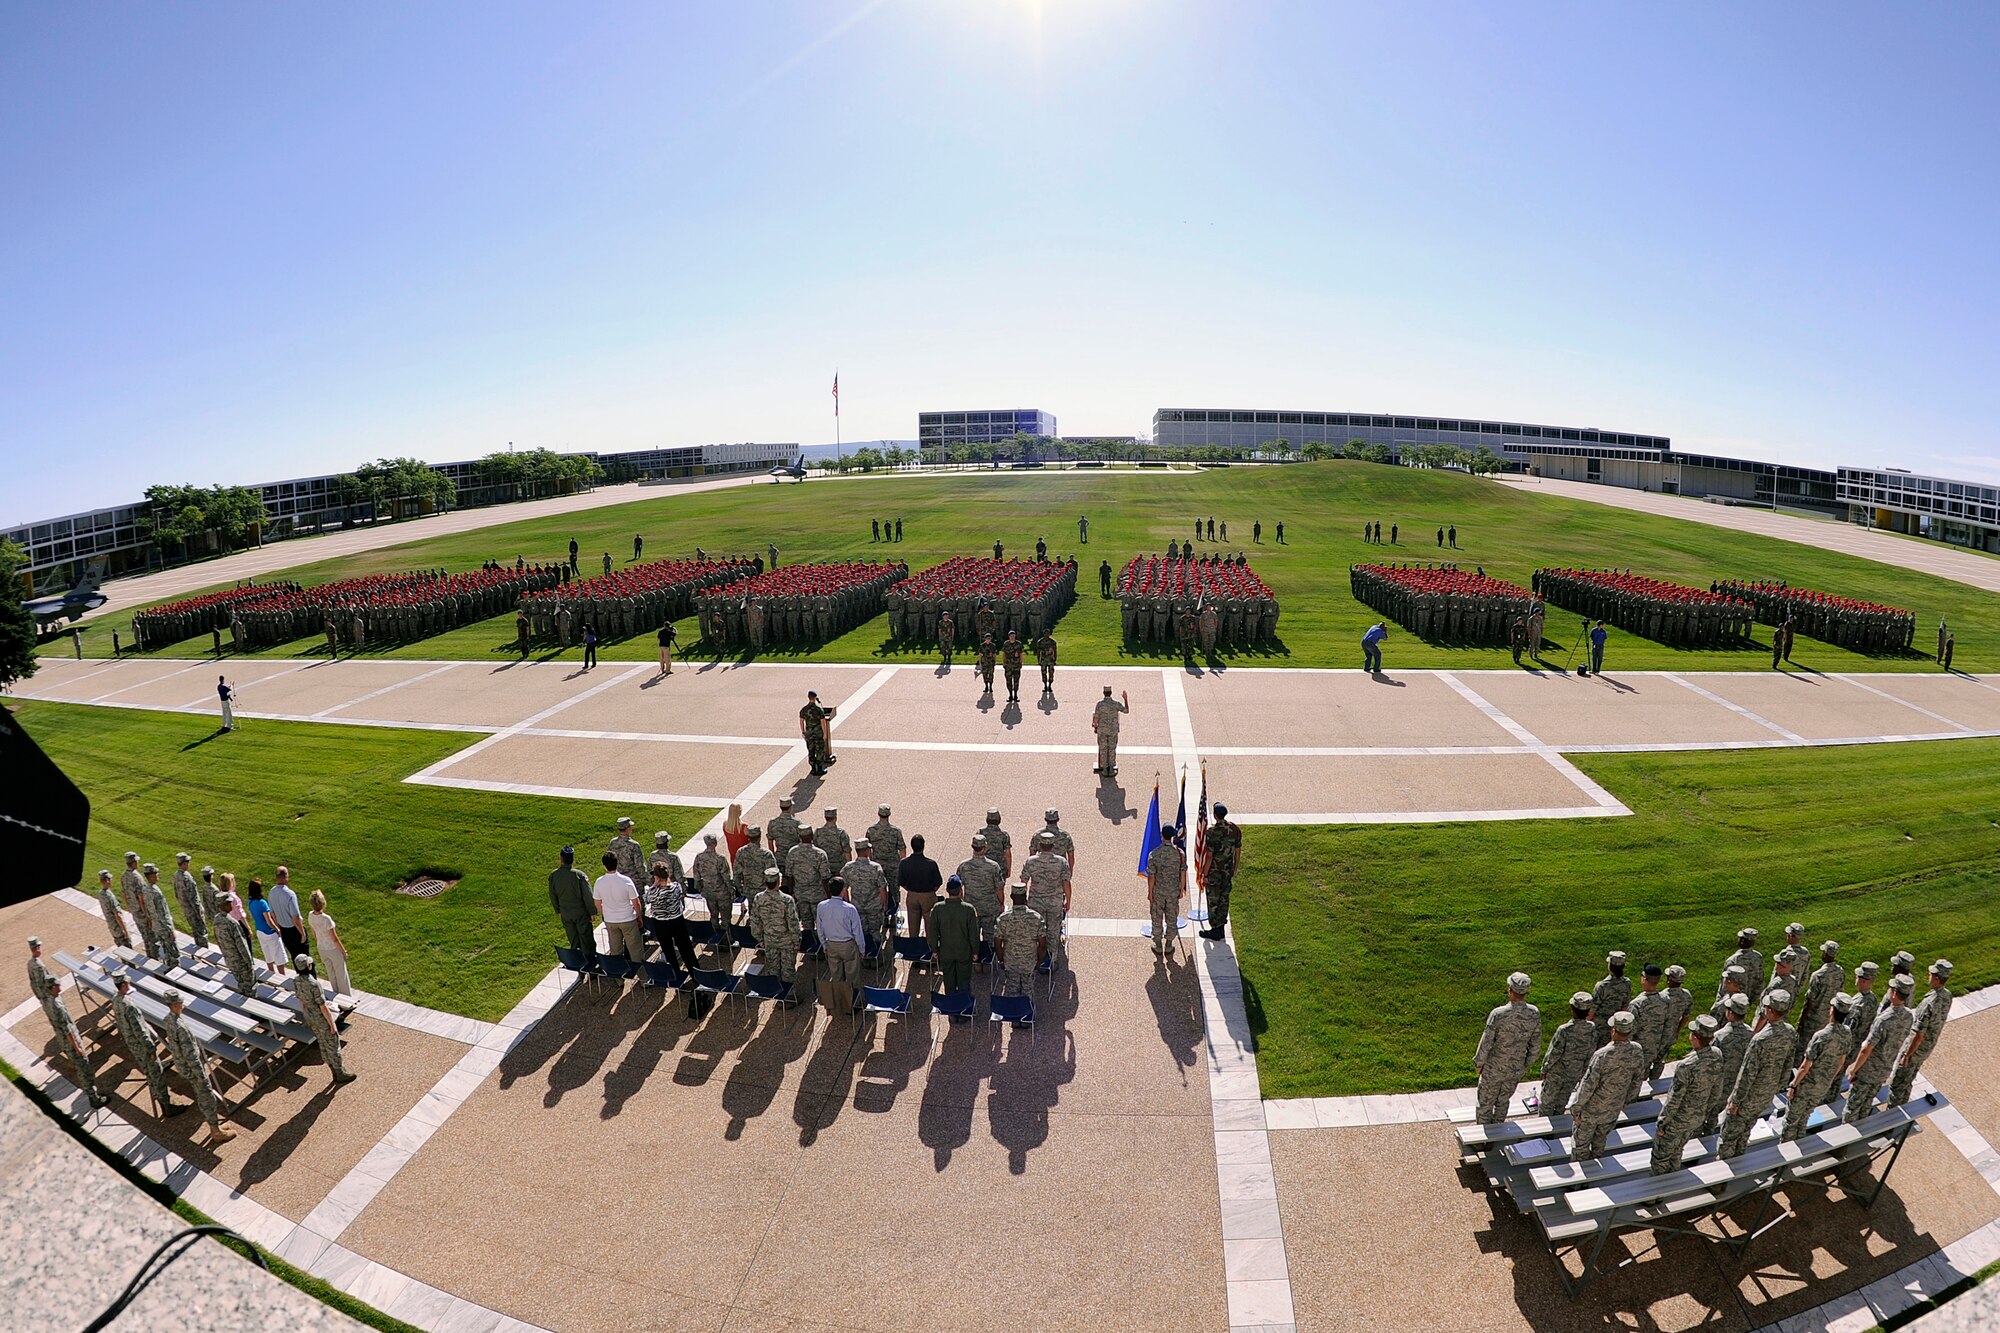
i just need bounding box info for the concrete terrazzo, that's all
[1183,669,1516,749]
[1460,670,1783,748]
[1686,673,1950,740]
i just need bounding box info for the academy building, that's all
[917,408,1058,453]
[1151,407,1842,514]
[1839,466,2000,553]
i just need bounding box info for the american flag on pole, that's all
[831,373,839,416]
[1193,765,1211,888]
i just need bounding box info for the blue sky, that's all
[5,1,1999,521]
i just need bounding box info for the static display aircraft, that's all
[26,558,108,633]
[767,462,809,481]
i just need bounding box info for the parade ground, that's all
[7,654,2000,1333]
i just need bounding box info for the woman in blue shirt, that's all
[247,879,288,974]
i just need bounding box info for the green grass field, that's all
[14,702,709,1021]
[1234,738,2000,1100]
[77,463,1995,673]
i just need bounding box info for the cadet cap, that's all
[1690,1014,1720,1037]
[823,808,837,818]
[704,833,718,845]
[201,866,213,875]
[971,833,987,847]
[1738,927,1759,942]
[878,804,891,816]
[1608,1011,1636,1034]
[1822,940,1840,956]
[162,987,184,1004]
[1606,950,1625,964]
[1044,807,1059,820]
[763,867,781,882]
[27,936,40,948]
[1831,993,1856,1014]
[986,808,1001,820]
[655,831,672,844]
[1506,971,1531,993]
[1855,961,1879,978]
[1724,994,1750,1015]
[142,862,158,873]
[176,852,191,863]
[1724,965,1747,984]
[125,852,139,862]
[1569,991,1593,1009]
[617,816,634,828]
[1889,974,1916,994]
[1037,831,1055,845]
[97,870,112,881]
[1664,965,1686,983]
[1931,959,1954,977]
[1762,988,1793,1013]
[779,796,794,808]
[1009,884,1028,900]
[1786,922,1805,936]
[745,825,761,839]
[1891,950,1915,968]
[855,838,871,849]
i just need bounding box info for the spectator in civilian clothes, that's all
[643,859,701,976]
[268,867,309,962]
[899,834,944,939]
[247,880,288,973]
[308,890,353,995]
[594,852,644,962]
[815,876,865,1017]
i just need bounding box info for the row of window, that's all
[1153,409,1668,449]
[918,411,1054,428]
[1838,472,2000,504]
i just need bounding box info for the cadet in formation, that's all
[1472,972,1541,1125]
[734,825,779,903]
[292,955,356,1085]
[768,796,804,869]
[1841,973,1916,1124]
[1719,927,1765,1007]
[1794,940,1845,1067]
[111,971,180,1116]
[843,839,892,961]
[1655,965,1695,1078]
[29,938,105,1107]
[866,805,906,922]
[1590,951,1631,1047]
[1648,1014,1724,1175]
[1001,631,1025,704]
[691,833,733,934]
[1566,1010,1646,1160]
[1783,993,1857,1141]
[212,887,260,997]
[993,887,1046,997]
[1536,993,1597,1115]
[1717,988,1796,1159]
[976,635,998,696]
[1020,831,1071,972]
[95,869,133,950]
[1627,963,1673,1074]
[1034,630,1058,696]
[138,862,176,963]
[161,987,237,1142]
[747,867,801,1001]
[173,852,210,951]
[1888,959,1953,1106]
[1704,993,1753,1133]
[785,829,832,923]
[956,835,1005,958]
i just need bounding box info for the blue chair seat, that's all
[931,990,976,1021]
[861,986,911,1017]
[973,940,995,966]
[554,946,596,975]
[640,961,685,991]
[731,924,759,950]
[689,967,739,999]
[741,972,793,1003]
[596,954,638,983]
[989,994,1034,1026]
[894,936,933,964]
[799,929,823,957]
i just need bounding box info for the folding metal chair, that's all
[595,954,638,994]
[639,961,686,995]
[988,993,1035,1050]
[730,923,759,952]
[859,986,913,1048]
[554,946,599,995]
[740,971,802,1030]
[929,989,976,1055]
[689,967,740,1016]
[894,935,934,985]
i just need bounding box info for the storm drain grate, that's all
[396,876,458,899]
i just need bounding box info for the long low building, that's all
[1839,466,2000,553]
[7,441,798,592]
[1151,407,1841,514]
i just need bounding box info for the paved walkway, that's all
[7,659,1998,1331]
[1496,475,2000,594]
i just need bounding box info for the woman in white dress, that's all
[308,889,353,995]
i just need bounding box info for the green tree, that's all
[849,446,884,472]
[0,538,37,690]
[1469,445,1506,475]
[1301,441,1330,461]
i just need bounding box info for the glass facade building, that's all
[1838,467,2000,552]
[1151,407,1669,454]
[918,409,1059,451]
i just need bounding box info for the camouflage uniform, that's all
[767,807,804,867]
[112,985,172,1112]
[1092,692,1128,774]
[1020,844,1070,969]
[96,876,133,951]
[865,816,906,914]
[173,863,211,951]
[691,846,733,930]
[1628,987,1673,1073]
[784,839,832,920]
[734,838,779,901]
[1145,842,1185,952]
[994,903,1045,997]
[608,830,647,886]
[291,970,351,1081]
[1203,816,1242,930]
[213,910,259,996]
[1782,1023,1855,1141]
[1649,1036,1725,1175]
[1537,1013,1596,1115]
[1473,991,1542,1125]
[1796,956,1845,1063]
[1844,998,1915,1124]
[1719,941,1766,1006]
[1590,965,1632,1048]
[747,883,801,988]
[1889,971,1953,1106]
[122,863,154,949]
[979,813,1012,879]
[955,848,1005,945]
[1717,1013,1796,1158]
[34,971,103,1108]
[1705,1015,1753,1133]
[1566,1034,1646,1161]
[162,1003,228,1132]
[817,817,853,874]
[842,855,891,951]
[1659,977,1695,1077]
[140,873,177,963]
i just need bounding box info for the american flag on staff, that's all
[1193,765,1211,887]
[831,372,839,416]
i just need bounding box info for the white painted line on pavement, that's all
[1661,673,1807,741]
[313,662,462,719]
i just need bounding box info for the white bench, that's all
[54,951,257,1110]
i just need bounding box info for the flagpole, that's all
[834,369,842,467]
